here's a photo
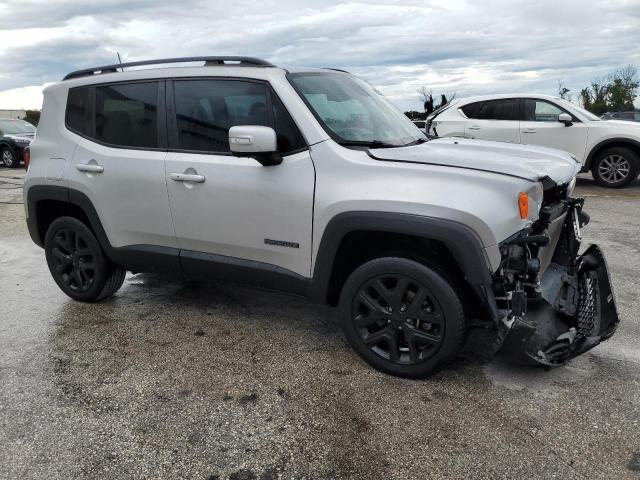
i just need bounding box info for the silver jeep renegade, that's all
[24,57,619,378]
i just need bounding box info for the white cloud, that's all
[0,0,639,111]
[0,84,49,110]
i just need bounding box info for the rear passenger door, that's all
[164,78,315,278]
[66,81,177,250]
[461,99,520,143]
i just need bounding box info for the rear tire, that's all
[44,217,126,302]
[1,146,17,168]
[338,257,466,378]
[591,147,639,188]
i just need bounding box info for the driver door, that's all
[518,98,588,160]
[164,78,315,278]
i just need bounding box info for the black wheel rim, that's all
[351,274,445,365]
[51,228,96,292]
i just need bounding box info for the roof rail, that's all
[63,56,275,81]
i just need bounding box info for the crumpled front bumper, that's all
[495,200,620,367]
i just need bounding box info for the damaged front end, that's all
[494,182,620,367]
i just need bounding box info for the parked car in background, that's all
[427,94,640,188]
[601,111,640,122]
[0,119,35,168]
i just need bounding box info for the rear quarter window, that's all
[66,87,91,135]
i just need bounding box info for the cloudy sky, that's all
[0,0,639,111]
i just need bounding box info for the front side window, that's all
[174,79,269,153]
[288,72,425,147]
[173,79,306,154]
[523,99,568,122]
[462,99,518,121]
[95,82,158,148]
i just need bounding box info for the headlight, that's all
[528,181,544,214]
[6,135,30,145]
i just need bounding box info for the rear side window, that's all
[462,99,518,121]
[172,79,305,154]
[66,87,91,135]
[95,82,159,148]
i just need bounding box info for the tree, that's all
[606,65,638,111]
[417,86,434,115]
[579,65,638,115]
[557,80,570,101]
[435,92,456,110]
[23,110,41,126]
[404,110,426,120]
[580,79,608,115]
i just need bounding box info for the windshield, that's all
[556,99,601,121]
[0,119,36,134]
[288,72,426,147]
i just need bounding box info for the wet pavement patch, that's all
[2,172,640,478]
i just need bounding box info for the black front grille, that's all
[577,272,598,337]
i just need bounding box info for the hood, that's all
[369,137,581,184]
[592,119,640,130]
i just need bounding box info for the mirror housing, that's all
[229,125,281,166]
[558,112,573,126]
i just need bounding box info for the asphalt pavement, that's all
[1,167,639,479]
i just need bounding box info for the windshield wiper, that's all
[339,140,401,149]
[402,138,428,147]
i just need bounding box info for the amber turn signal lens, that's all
[518,192,528,219]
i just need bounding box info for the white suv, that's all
[24,57,619,377]
[427,94,640,188]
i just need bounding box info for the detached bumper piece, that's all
[495,198,620,367]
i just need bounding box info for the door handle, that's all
[76,163,104,173]
[170,172,205,183]
[522,129,537,134]
[468,125,481,130]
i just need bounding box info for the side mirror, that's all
[558,112,573,126]
[229,125,281,166]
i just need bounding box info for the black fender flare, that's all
[583,137,640,171]
[308,211,499,321]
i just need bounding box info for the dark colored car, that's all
[0,119,36,168]
[601,111,640,122]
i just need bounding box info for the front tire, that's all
[591,147,639,188]
[1,146,17,168]
[44,217,126,302]
[339,257,466,378]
